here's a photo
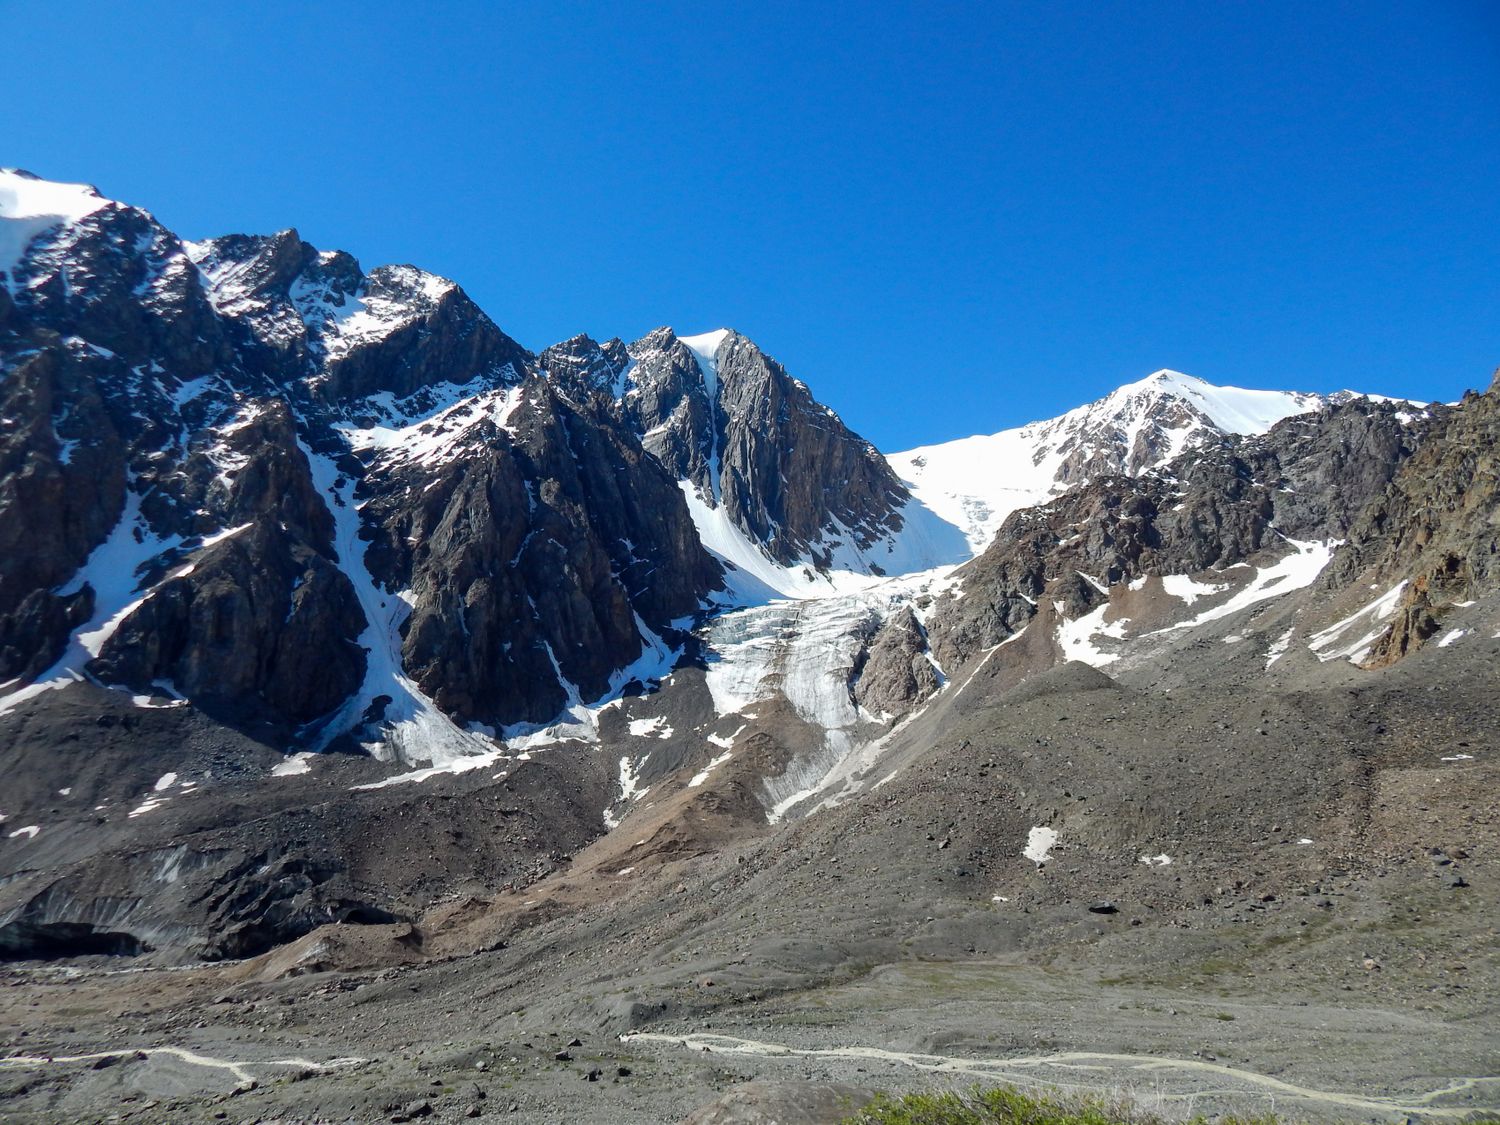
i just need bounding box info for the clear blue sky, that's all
[5,1,1497,449]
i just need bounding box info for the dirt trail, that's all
[0,1046,367,1088]
[622,1032,1500,1118]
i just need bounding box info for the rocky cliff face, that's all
[0,170,724,760]
[925,399,1443,671]
[712,332,913,567]
[1322,374,1500,664]
[611,328,918,568]
[357,378,718,728]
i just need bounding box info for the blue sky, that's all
[4,1,1497,449]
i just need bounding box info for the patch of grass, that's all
[841,1084,1280,1125]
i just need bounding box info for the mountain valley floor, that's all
[2,620,1496,1124]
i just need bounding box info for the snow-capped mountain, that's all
[541,326,970,599]
[0,170,955,764]
[0,167,1457,781]
[889,369,1389,552]
[4,168,1497,988]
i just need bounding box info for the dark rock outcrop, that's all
[189,232,532,403]
[538,333,632,400]
[714,332,912,566]
[852,606,942,717]
[927,400,1441,670]
[91,522,366,724]
[359,379,720,727]
[618,327,719,494]
[619,328,915,566]
[0,347,127,636]
[1324,375,1500,664]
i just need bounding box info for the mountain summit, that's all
[888,368,1397,551]
[2,177,1497,1122]
[0,169,1454,780]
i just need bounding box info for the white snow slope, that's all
[0,168,110,289]
[888,369,1349,554]
[674,329,969,602]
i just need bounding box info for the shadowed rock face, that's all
[91,524,368,726]
[714,333,912,566]
[358,379,720,728]
[618,327,915,566]
[927,400,1443,671]
[0,179,724,744]
[619,327,720,495]
[1324,375,1500,664]
[0,347,126,677]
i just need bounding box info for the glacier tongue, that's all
[698,569,951,821]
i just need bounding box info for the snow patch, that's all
[6,825,40,840]
[706,724,746,749]
[605,753,651,829]
[1024,826,1057,867]
[1056,602,1128,667]
[337,384,525,466]
[1160,574,1230,605]
[1,170,110,288]
[687,750,733,788]
[1264,626,1295,669]
[272,752,315,777]
[1157,539,1337,635]
[128,795,169,818]
[1308,581,1407,664]
[628,717,672,739]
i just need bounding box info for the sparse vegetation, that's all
[841,1084,1280,1125]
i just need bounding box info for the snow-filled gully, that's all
[298,439,497,768]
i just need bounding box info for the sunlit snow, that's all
[1308,581,1407,664]
[889,371,1341,553]
[0,169,110,287]
[687,750,733,788]
[271,752,315,777]
[1024,826,1057,866]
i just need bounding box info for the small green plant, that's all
[841,1083,1282,1125]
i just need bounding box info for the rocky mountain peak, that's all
[187,227,532,407]
[609,325,932,576]
[1,168,114,293]
[538,332,632,400]
[890,369,1382,553]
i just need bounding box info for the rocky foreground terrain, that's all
[1,171,1496,1123]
